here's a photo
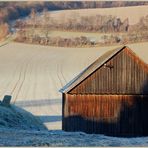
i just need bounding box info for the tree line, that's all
[14,8,148,47]
[15,27,148,48]
[1,1,148,41]
[0,1,148,23]
[15,10,129,34]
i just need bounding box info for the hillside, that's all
[0,2,148,41]
[0,103,46,130]
[0,42,105,129]
[15,5,148,47]
[50,5,148,25]
[0,1,148,22]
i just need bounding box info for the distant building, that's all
[60,45,148,137]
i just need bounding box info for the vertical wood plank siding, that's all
[70,48,148,95]
[63,94,148,136]
[62,47,148,136]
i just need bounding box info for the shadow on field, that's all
[15,98,61,107]
[37,115,62,123]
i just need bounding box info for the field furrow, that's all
[0,42,107,129]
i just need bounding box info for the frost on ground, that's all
[0,42,111,130]
[0,104,148,147]
[0,104,46,131]
[0,128,148,146]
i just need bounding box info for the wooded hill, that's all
[0,1,148,23]
[0,1,148,41]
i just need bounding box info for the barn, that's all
[60,45,148,137]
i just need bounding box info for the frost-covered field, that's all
[0,104,46,130]
[0,128,148,146]
[0,42,148,146]
[0,42,111,129]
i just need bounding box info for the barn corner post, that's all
[62,93,65,130]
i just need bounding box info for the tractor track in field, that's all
[11,52,40,103]
[0,41,123,129]
[56,63,64,88]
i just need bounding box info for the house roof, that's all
[60,42,148,93]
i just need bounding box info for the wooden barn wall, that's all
[69,48,148,95]
[62,94,148,136]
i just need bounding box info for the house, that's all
[60,44,148,137]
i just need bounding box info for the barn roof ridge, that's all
[60,43,148,93]
[59,45,126,93]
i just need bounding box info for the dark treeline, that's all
[0,1,148,23]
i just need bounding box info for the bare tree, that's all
[29,8,37,42]
[42,8,50,39]
[0,22,9,40]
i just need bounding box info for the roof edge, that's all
[59,45,126,93]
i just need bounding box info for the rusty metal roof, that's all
[60,43,148,93]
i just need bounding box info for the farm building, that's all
[60,45,148,137]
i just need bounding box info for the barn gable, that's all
[61,44,148,136]
[60,46,148,95]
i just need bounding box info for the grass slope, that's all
[0,104,46,130]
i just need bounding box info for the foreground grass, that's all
[0,128,148,146]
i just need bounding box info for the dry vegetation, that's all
[0,23,9,41]
[14,6,148,47]
[0,1,148,41]
[1,1,147,22]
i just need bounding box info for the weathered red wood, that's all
[69,48,148,95]
[62,94,148,136]
[62,47,148,136]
